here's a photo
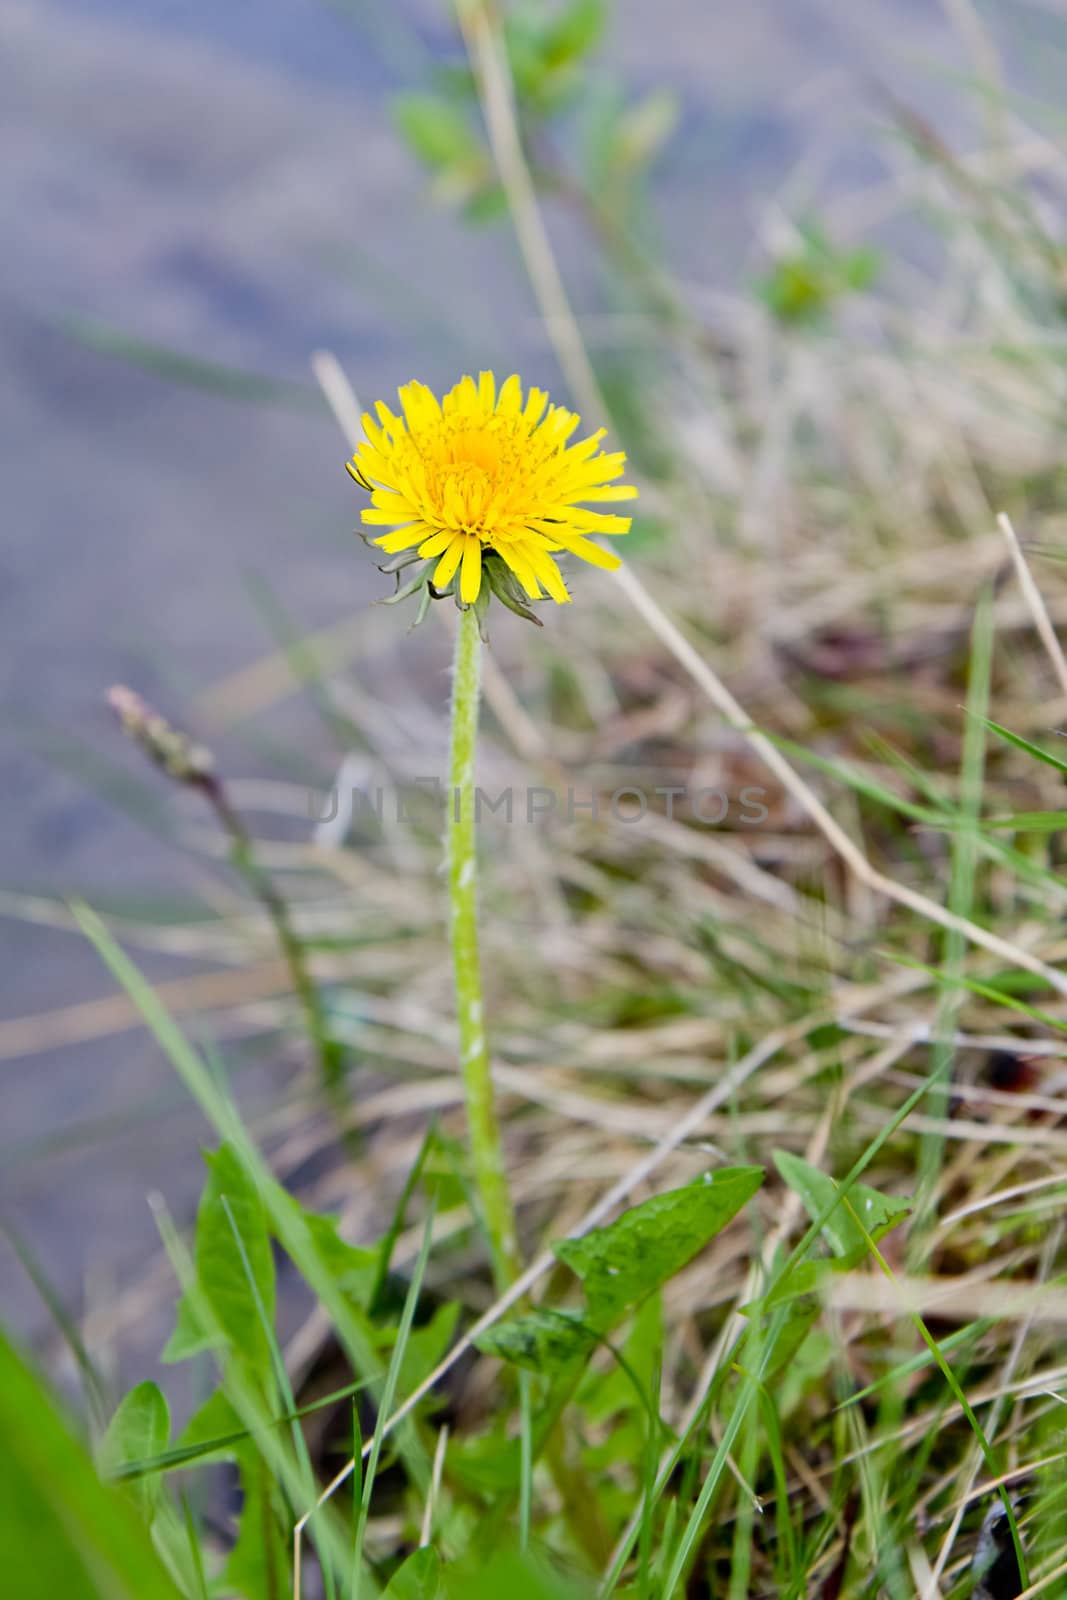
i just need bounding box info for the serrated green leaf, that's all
[384,1546,444,1600]
[774,1151,910,1265]
[164,1143,275,1379]
[553,1166,764,1324]
[475,1309,598,1376]
[299,1211,377,1305]
[98,1383,170,1517]
[160,1293,216,1364]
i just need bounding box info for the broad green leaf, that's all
[179,1391,288,1600]
[541,0,606,66]
[164,1143,275,1379]
[384,1546,444,1600]
[756,221,881,327]
[761,1299,821,1380]
[553,1167,764,1324]
[179,1387,243,1460]
[774,1151,910,1265]
[0,1330,184,1600]
[740,1264,822,1383]
[462,181,509,225]
[392,93,481,171]
[448,1428,522,1496]
[580,1291,663,1425]
[113,1372,376,1481]
[161,1292,216,1364]
[475,1310,598,1376]
[443,1547,587,1600]
[98,1382,170,1516]
[506,0,605,112]
[300,1210,377,1305]
[223,1448,289,1600]
[393,1301,461,1398]
[99,1388,202,1599]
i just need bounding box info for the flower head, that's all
[348,372,636,622]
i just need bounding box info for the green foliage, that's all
[476,1308,599,1375]
[757,220,880,326]
[444,1547,589,1600]
[384,1546,444,1599]
[299,1208,378,1305]
[389,0,671,233]
[611,89,680,173]
[471,1165,765,1556]
[392,92,482,171]
[505,0,607,113]
[98,1382,170,1518]
[181,1390,290,1600]
[773,1152,911,1267]
[0,1331,184,1600]
[578,79,679,215]
[554,1166,764,1325]
[393,1299,461,1397]
[391,91,493,212]
[475,1170,762,1411]
[580,1292,663,1427]
[164,1142,276,1375]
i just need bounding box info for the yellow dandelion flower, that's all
[347,371,636,613]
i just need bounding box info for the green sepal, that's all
[378,566,433,606]
[377,549,428,576]
[472,576,493,640]
[484,552,544,627]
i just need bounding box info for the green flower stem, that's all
[448,603,521,1292]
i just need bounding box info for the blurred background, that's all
[1,0,1058,1363]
